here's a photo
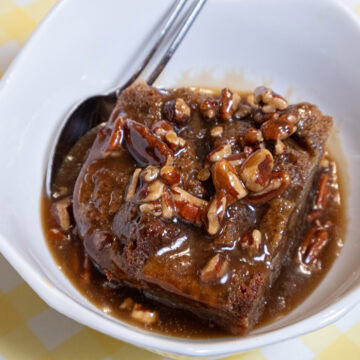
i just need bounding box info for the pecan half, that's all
[163,98,191,126]
[207,144,232,162]
[244,171,291,205]
[205,190,227,235]
[239,149,274,192]
[212,159,248,203]
[160,165,181,187]
[200,254,229,284]
[300,228,329,265]
[219,88,240,121]
[124,119,173,166]
[261,113,297,141]
[171,186,208,226]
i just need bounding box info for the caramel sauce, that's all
[41,89,346,338]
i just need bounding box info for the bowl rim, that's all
[0,0,360,356]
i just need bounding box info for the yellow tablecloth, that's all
[0,1,359,359]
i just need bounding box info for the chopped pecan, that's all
[275,139,286,155]
[139,180,165,203]
[51,196,73,231]
[120,297,134,311]
[261,113,297,141]
[244,171,291,205]
[300,228,329,265]
[244,128,264,145]
[141,166,159,183]
[212,159,248,203]
[205,190,227,235]
[234,104,252,119]
[200,254,229,284]
[240,229,262,254]
[124,119,173,166]
[126,168,142,201]
[197,168,211,181]
[105,116,125,152]
[200,97,218,119]
[219,88,240,120]
[152,120,173,139]
[139,202,162,216]
[162,188,175,219]
[226,152,249,167]
[160,165,181,187]
[207,144,232,162]
[239,149,274,192]
[131,304,159,325]
[315,174,329,209]
[254,86,288,110]
[171,186,208,226]
[163,98,191,126]
[210,126,223,137]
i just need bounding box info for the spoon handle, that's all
[117,0,187,94]
[146,0,207,86]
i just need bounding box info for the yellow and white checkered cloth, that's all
[0,1,359,359]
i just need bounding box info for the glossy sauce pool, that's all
[41,90,347,339]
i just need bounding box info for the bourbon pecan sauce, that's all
[42,85,346,338]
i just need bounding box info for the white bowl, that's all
[0,0,359,358]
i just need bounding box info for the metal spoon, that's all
[46,0,206,196]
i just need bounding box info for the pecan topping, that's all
[126,168,141,200]
[131,304,159,325]
[139,180,165,203]
[200,97,218,119]
[139,202,162,216]
[124,119,173,166]
[212,159,248,203]
[261,113,297,141]
[205,190,227,235]
[210,126,223,137]
[244,128,264,145]
[207,144,232,162]
[120,297,135,311]
[171,187,208,226]
[152,120,173,139]
[51,196,73,231]
[162,188,175,219]
[197,168,211,181]
[275,139,286,155]
[219,88,240,121]
[300,228,329,265]
[163,98,191,126]
[239,149,274,192]
[200,254,229,284]
[105,116,125,152]
[226,151,251,168]
[141,166,159,183]
[160,165,181,187]
[254,86,288,110]
[315,174,329,209]
[234,104,252,119]
[244,171,291,205]
[240,229,262,254]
